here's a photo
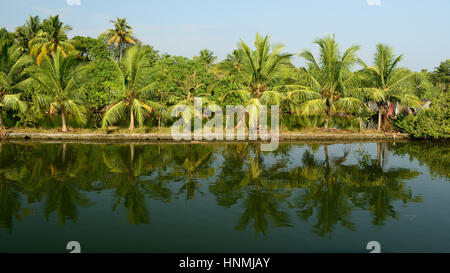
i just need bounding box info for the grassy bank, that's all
[2,127,409,142]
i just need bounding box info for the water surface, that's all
[0,141,449,253]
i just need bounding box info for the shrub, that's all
[394,92,450,139]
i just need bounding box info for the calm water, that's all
[0,141,449,253]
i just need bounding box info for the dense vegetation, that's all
[0,15,448,138]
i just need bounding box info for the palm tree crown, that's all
[14,15,42,54]
[104,18,136,61]
[29,15,74,65]
[297,34,367,128]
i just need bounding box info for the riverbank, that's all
[1,128,410,142]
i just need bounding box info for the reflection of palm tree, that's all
[39,144,93,225]
[218,143,291,235]
[209,144,249,208]
[0,147,29,233]
[338,149,421,225]
[388,142,450,179]
[290,146,421,236]
[103,144,153,224]
[236,189,291,236]
[170,145,215,200]
[292,148,355,237]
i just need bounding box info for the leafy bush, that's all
[394,92,450,138]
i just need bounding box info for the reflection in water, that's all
[0,141,447,240]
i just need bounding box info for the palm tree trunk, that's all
[377,105,383,131]
[324,107,330,129]
[61,110,68,132]
[129,109,135,130]
[324,144,330,168]
[0,107,5,130]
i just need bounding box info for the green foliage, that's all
[20,49,87,130]
[0,14,448,134]
[430,60,450,92]
[72,36,116,126]
[101,46,162,129]
[0,28,15,46]
[394,92,450,138]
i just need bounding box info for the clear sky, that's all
[1,0,449,71]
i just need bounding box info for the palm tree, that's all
[20,49,87,132]
[102,46,162,130]
[103,18,136,61]
[297,35,367,129]
[222,33,293,107]
[195,49,217,68]
[29,15,74,65]
[359,44,422,131]
[0,42,30,129]
[14,15,42,54]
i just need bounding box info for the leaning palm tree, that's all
[19,49,87,132]
[14,15,42,54]
[103,18,136,61]
[359,44,422,131]
[297,35,367,129]
[29,15,74,65]
[101,46,162,130]
[0,42,30,129]
[222,33,294,107]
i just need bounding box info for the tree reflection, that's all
[0,141,429,238]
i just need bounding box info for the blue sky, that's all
[2,0,449,71]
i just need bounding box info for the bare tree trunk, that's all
[377,106,383,131]
[0,107,5,130]
[324,107,330,129]
[129,109,135,130]
[61,110,68,132]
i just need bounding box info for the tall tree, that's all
[102,46,162,130]
[359,44,422,131]
[102,18,136,61]
[298,35,367,128]
[20,49,87,132]
[14,15,42,54]
[0,42,30,129]
[195,49,217,68]
[430,59,450,92]
[223,33,293,103]
[29,15,74,65]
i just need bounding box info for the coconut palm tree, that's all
[29,15,74,65]
[195,49,217,68]
[103,17,136,61]
[359,44,422,131]
[101,46,162,130]
[14,15,42,54]
[221,33,294,107]
[0,42,30,129]
[19,49,87,132]
[297,35,367,129]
